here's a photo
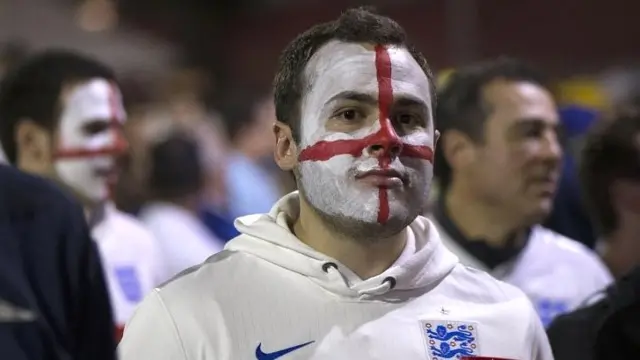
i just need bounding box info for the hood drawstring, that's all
[361,276,397,296]
[322,262,338,273]
[382,276,397,290]
[321,262,397,297]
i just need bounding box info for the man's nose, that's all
[367,119,402,158]
[542,131,563,163]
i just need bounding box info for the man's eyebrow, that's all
[324,91,430,109]
[393,96,429,108]
[324,91,377,106]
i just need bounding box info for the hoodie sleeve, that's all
[118,290,187,360]
[528,304,554,360]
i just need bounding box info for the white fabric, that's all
[139,202,225,282]
[119,192,552,360]
[431,218,614,327]
[92,204,163,327]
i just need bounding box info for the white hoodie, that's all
[118,192,552,360]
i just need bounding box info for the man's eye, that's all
[521,125,544,138]
[395,113,419,126]
[336,109,362,121]
[83,121,110,135]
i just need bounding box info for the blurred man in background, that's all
[219,90,282,219]
[548,109,640,359]
[119,8,551,360]
[0,164,115,360]
[432,58,612,327]
[138,132,225,282]
[0,50,162,339]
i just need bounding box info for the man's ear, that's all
[441,129,475,172]
[15,119,52,167]
[273,121,298,171]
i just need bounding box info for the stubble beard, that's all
[295,163,422,244]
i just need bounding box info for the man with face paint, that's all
[119,8,552,360]
[432,58,613,328]
[0,50,162,340]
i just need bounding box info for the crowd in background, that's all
[1,37,639,295]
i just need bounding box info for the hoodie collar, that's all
[227,192,458,299]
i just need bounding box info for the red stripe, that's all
[297,45,434,224]
[115,324,124,343]
[108,82,128,154]
[106,82,126,200]
[375,45,393,224]
[54,146,125,158]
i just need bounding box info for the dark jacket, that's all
[547,267,640,360]
[0,165,116,360]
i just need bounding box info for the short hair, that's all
[581,109,640,236]
[148,131,204,200]
[0,49,116,164]
[434,57,549,190]
[273,6,435,143]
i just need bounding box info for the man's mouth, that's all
[355,169,406,188]
[529,174,559,195]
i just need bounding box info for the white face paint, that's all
[297,40,434,237]
[54,78,127,203]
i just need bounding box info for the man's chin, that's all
[323,208,418,241]
[57,181,105,208]
[524,199,554,225]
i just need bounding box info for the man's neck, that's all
[84,200,107,228]
[293,196,407,280]
[445,184,524,247]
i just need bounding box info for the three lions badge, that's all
[421,320,479,359]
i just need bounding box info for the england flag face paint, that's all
[54,78,128,203]
[296,40,435,235]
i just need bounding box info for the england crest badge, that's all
[421,320,479,359]
[114,266,142,302]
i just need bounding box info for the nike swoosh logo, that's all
[255,341,314,360]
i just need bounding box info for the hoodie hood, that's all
[226,192,458,299]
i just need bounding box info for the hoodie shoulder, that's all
[157,249,241,290]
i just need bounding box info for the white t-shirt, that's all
[92,204,163,331]
[431,216,613,327]
[139,202,225,283]
[119,192,552,360]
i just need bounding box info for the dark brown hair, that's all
[581,108,640,236]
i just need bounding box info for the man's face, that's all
[53,78,128,204]
[467,79,561,223]
[295,40,435,238]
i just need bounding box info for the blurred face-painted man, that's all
[53,78,128,205]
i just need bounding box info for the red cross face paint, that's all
[297,41,434,234]
[54,78,127,202]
